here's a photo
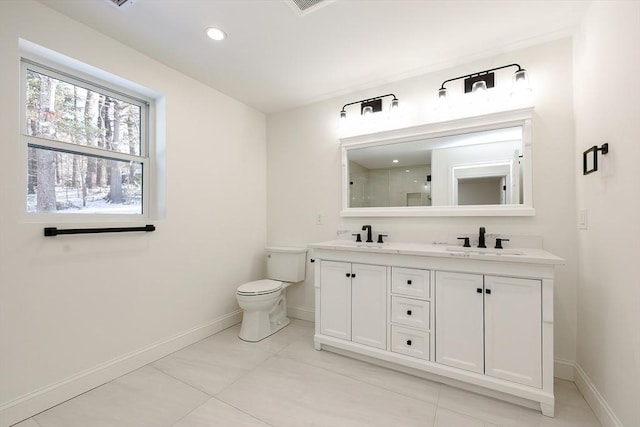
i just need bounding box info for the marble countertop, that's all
[309,240,565,265]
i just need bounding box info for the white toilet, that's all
[236,246,307,342]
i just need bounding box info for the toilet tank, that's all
[266,246,307,282]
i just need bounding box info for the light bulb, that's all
[472,80,487,92]
[362,105,373,115]
[470,80,490,105]
[511,69,532,97]
[389,97,402,121]
[338,110,347,128]
[435,87,449,111]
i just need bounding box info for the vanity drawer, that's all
[391,296,430,330]
[392,267,430,299]
[391,325,430,360]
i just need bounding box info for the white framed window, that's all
[21,59,151,217]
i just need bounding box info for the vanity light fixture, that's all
[437,64,529,100]
[338,93,399,122]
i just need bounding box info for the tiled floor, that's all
[14,320,602,427]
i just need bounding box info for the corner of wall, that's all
[574,363,625,427]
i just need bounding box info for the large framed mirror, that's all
[340,108,534,217]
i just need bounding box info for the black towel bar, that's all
[44,224,155,237]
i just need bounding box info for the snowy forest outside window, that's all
[22,60,149,215]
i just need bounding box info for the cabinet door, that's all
[485,276,542,387]
[351,263,387,349]
[319,261,352,340]
[435,271,484,373]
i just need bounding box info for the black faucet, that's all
[478,227,486,248]
[362,225,373,243]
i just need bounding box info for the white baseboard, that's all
[287,306,314,322]
[574,363,623,427]
[554,358,576,381]
[0,310,242,427]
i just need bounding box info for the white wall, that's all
[573,1,640,426]
[0,1,267,424]
[268,38,578,368]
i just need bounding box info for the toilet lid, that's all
[237,279,283,295]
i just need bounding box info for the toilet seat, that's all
[237,279,283,296]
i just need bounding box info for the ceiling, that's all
[36,0,590,114]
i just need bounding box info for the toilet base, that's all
[239,316,290,342]
[238,293,290,342]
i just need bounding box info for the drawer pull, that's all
[406,310,412,316]
[406,339,412,346]
[407,280,412,285]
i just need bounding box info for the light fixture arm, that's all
[438,64,524,90]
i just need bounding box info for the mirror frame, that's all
[340,107,534,217]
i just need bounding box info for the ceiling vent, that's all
[107,0,133,7]
[286,0,335,16]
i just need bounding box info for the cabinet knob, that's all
[485,288,491,294]
[407,280,412,285]
[406,310,412,316]
[352,273,356,278]
[346,273,351,278]
[406,339,412,346]
[477,288,483,293]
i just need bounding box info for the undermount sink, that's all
[445,246,524,256]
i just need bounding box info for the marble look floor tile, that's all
[171,397,270,427]
[15,322,603,427]
[151,332,274,395]
[152,320,313,396]
[33,365,209,427]
[10,418,41,427]
[434,407,500,427]
[504,404,602,427]
[278,335,441,404]
[552,378,593,411]
[217,355,436,427]
[437,384,527,426]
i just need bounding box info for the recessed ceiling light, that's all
[206,27,226,41]
[392,159,399,163]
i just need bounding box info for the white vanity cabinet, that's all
[311,241,563,417]
[435,272,542,387]
[319,260,387,349]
